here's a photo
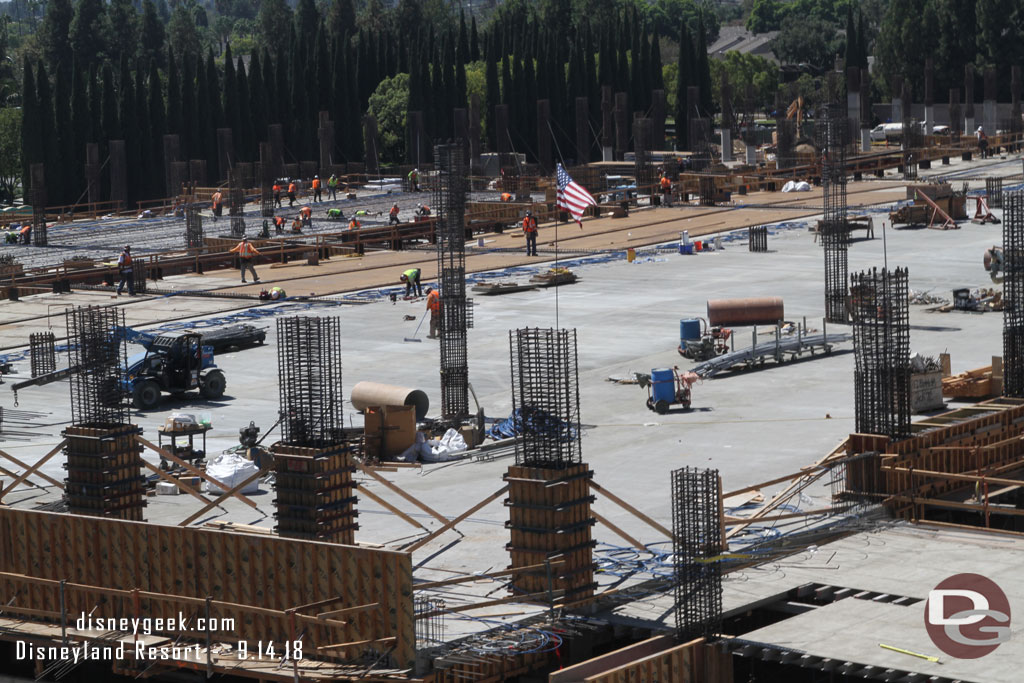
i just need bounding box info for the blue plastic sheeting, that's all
[486,406,579,442]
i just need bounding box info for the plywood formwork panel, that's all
[0,508,414,667]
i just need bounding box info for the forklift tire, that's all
[654,399,670,415]
[132,380,162,410]
[200,370,226,399]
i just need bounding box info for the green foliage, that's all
[257,0,292,54]
[710,51,778,115]
[648,0,720,44]
[367,72,409,163]
[168,1,202,61]
[69,0,108,66]
[770,16,840,68]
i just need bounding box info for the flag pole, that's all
[554,184,560,330]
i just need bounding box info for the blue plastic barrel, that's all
[651,368,676,404]
[680,318,702,342]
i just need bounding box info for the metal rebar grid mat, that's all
[185,203,204,250]
[509,328,582,469]
[434,142,471,421]
[818,104,850,323]
[987,178,1004,208]
[29,331,56,377]
[65,306,128,427]
[748,226,768,252]
[671,466,723,643]
[229,170,245,238]
[1004,192,1024,397]
[689,119,712,172]
[276,316,344,447]
[851,267,911,438]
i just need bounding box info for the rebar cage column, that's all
[276,316,344,447]
[1004,192,1024,396]
[66,306,128,427]
[29,331,56,377]
[273,316,355,544]
[229,169,245,238]
[185,203,204,250]
[509,328,582,469]
[748,226,768,252]
[851,267,911,438]
[819,104,850,323]
[434,142,472,421]
[987,177,1004,208]
[671,466,723,643]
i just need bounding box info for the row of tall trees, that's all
[21,0,714,206]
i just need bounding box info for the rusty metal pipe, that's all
[707,297,784,327]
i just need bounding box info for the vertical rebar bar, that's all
[1004,192,1024,397]
[185,203,204,250]
[65,306,128,427]
[819,103,850,323]
[29,331,56,377]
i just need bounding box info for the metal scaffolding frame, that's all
[29,331,56,378]
[276,316,345,447]
[671,466,723,643]
[819,103,850,323]
[987,177,1004,208]
[851,267,911,438]
[434,142,472,421]
[509,328,582,469]
[1004,192,1024,397]
[66,306,128,428]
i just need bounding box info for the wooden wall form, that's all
[550,636,732,683]
[0,508,414,667]
[843,399,1024,514]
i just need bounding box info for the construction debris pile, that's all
[945,287,1003,311]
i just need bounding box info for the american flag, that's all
[556,163,597,227]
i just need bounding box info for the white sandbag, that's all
[204,452,261,494]
[394,432,426,463]
[421,428,468,463]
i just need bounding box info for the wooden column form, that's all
[505,462,596,604]
[64,424,145,521]
[271,442,358,545]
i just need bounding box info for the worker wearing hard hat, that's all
[400,268,423,297]
[522,210,538,256]
[426,287,441,339]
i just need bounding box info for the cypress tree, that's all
[315,24,330,111]
[20,58,37,193]
[696,14,712,117]
[485,40,499,149]
[331,38,347,131]
[651,32,664,91]
[167,47,182,136]
[206,50,223,174]
[193,53,210,165]
[261,48,276,124]
[181,55,196,158]
[676,24,692,147]
[249,52,267,159]
[37,63,60,204]
[856,11,868,70]
[598,30,611,86]
[844,4,856,72]
[102,63,119,143]
[88,63,101,146]
[470,16,479,62]
[629,28,642,114]
[345,40,361,161]
[458,10,469,65]
[501,55,512,105]
[71,60,90,201]
[148,60,167,197]
[223,44,239,139]
[236,56,253,163]
[135,65,152,200]
[524,55,537,155]
[52,65,73,203]
[288,30,308,158]
[275,45,289,128]
[117,60,137,202]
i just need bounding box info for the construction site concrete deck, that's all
[0,152,1022,672]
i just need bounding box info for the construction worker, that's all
[500,192,512,202]
[287,180,297,207]
[426,287,441,339]
[408,168,420,192]
[230,237,261,283]
[660,174,672,206]
[400,268,423,297]
[312,175,322,202]
[977,126,989,158]
[269,285,286,300]
[328,174,339,200]
[211,190,223,221]
[522,210,538,256]
[273,215,285,233]
[291,216,303,233]
[415,204,431,220]
[273,181,282,208]
[116,245,135,296]
[326,207,344,219]
[389,203,400,225]
[348,216,361,230]
[300,205,312,227]
[18,223,31,244]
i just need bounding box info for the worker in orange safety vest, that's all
[211,190,223,221]
[426,287,441,338]
[300,205,312,227]
[287,180,297,207]
[522,210,538,256]
[229,238,261,283]
[273,181,282,208]
[116,245,135,295]
[389,203,400,225]
[312,176,322,202]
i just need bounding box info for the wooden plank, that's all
[136,435,260,511]
[590,480,673,539]
[0,447,66,490]
[356,464,454,528]
[0,440,66,498]
[356,484,430,532]
[179,465,270,526]
[592,511,647,552]
[405,485,508,552]
[142,459,220,509]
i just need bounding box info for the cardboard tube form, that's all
[351,382,430,421]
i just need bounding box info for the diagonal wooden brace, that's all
[141,459,223,511]
[356,462,458,533]
[405,485,509,552]
[136,435,259,511]
[179,464,271,527]
[0,443,67,496]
